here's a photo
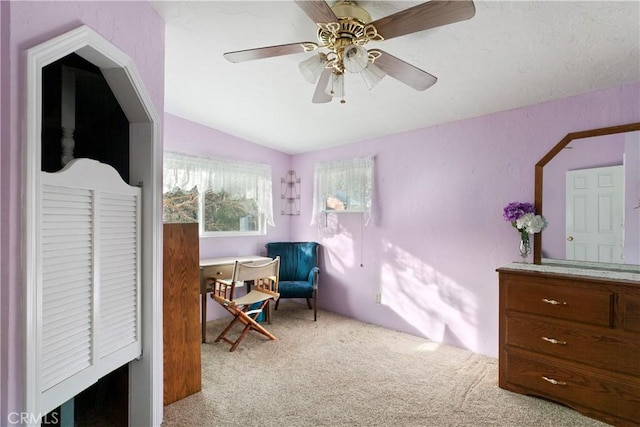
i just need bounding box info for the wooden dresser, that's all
[497,264,640,426]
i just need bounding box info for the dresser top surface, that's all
[498,261,640,283]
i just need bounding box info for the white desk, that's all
[200,255,272,343]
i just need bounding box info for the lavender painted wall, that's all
[164,113,292,320]
[0,1,164,421]
[291,83,640,358]
[543,134,626,259]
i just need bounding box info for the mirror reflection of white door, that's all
[566,165,624,263]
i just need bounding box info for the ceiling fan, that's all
[224,0,476,104]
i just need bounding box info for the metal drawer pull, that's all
[542,336,567,345]
[542,298,567,306]
[542,376,567,386]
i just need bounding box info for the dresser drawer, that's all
[504,279,612,327]
[621,293,640,334]
[506,316,640,377]
[504,352,640,424]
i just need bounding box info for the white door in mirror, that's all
[566,165,624,263]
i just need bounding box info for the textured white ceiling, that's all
[154,1,640,154]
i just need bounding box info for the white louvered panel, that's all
[43,278,91,302]
[101,285,136,305]
[42,263,92,281]
[42,289,92,317]
[42,350,92,392]
[42,257,92,275]
[99,192,139,357]
[39,160,142,415]
[42,210,91,220]
[42,325,91,354]
[102,310,136,338]
[101,273,137,288]
[43,312,92,345]
[101,263,136,278]
[42,240,93,254]
[101,255,136,272]
[102,243,136,259]
[42,184,92,198]
[42,246,91,263]
[42,230,92,240]
[41,184,94,391]
[42,328,92,376]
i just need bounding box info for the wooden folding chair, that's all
[210,257,280,352]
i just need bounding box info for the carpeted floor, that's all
[162,302,607,427]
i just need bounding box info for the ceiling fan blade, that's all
[312,68,332,103]
[224,42,311,63]
[371,0,476,40]
[294,0,338,24]
[374,51,437,91]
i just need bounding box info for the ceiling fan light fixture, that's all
[343,44,369,73]
[360,61,386,90]
[223,0,476,104]
[299,54,326,84]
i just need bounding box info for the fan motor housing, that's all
[318,1,372,48]
[331,0,372,24]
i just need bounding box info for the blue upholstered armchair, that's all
[265,242,320,321]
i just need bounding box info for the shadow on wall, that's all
[315,213,478,351]
[380,240,478,350]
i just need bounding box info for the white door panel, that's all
[566,165,624,263]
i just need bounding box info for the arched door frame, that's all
[24,25,162,426]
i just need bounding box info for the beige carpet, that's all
[162,302,606,427]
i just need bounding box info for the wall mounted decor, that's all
[281,169,300,215]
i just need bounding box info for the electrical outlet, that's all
[375,293,381,304]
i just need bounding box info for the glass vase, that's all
[519,233,531,263]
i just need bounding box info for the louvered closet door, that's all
[38,159,141,414]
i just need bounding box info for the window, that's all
[163,152,274,236]
[312,156,374,223]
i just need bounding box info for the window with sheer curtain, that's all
[312,156,374,224]
[163,152,274,236]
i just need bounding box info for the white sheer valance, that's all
[312,156,374,225]
[164,151,274,227]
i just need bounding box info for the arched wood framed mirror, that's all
[534,122,640,265]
